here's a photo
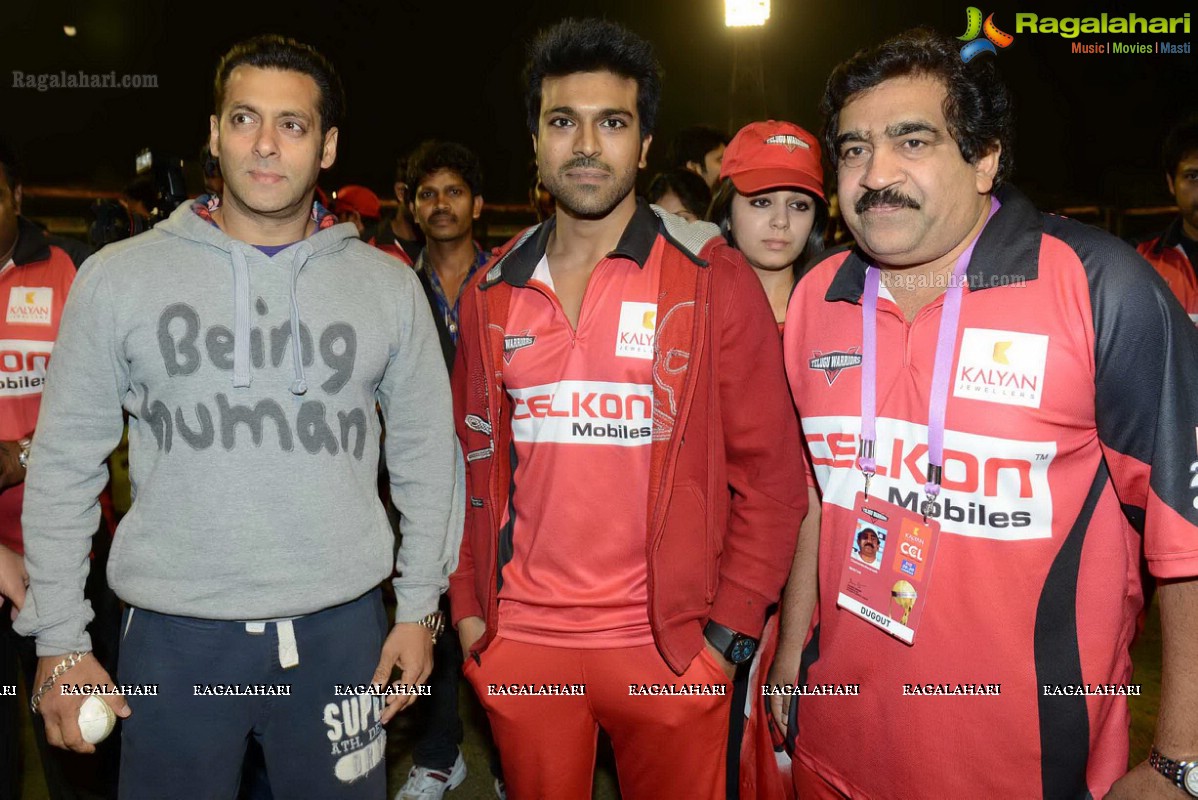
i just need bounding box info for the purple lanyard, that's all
[857,199,999,516]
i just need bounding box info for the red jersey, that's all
[1136,218,1198,324]
[496,248,661,648]
[783,187,1198,799]
[1,226,78,553]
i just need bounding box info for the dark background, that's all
[2,0,1195,210]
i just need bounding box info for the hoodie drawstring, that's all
[230,243,314,394]
[231,246,253,388]
[288,244,314,395]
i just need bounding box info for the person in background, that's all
[331,183,381,239]
[708,120,828,329]
[394,139,499,800]
[526,159,556,223]
[0,135,115,800]
[200,143,224,198]
[668,125,729,190]
[1136,116,1198,323]
[703,119,829,798]
[645,168,711,222]
[373,155,424,265]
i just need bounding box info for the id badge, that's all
[836,492,941,645]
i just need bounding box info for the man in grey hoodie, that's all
[15,36,462,799]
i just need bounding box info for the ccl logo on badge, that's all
[616,302,656,359]
[7,287,54,326]
[894,519,930,580]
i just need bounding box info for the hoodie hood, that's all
[155,196,361,394]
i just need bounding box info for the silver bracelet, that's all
[30,651,88,715]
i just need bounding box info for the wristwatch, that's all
[17,437,31,470]
[1149,747,1198,797]
[415,610,445,644]
[704,621,758,665]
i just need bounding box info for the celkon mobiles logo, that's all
[803,415,1055,541]
[510,380,654,446]
[958,7,1015,62]
[0,339,53,397]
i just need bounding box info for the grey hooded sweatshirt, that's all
[16,200,463,656]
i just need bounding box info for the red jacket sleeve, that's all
[707,243,808,636]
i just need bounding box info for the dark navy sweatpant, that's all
[117,590,388,800]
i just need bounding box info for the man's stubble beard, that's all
[541,167,637,221]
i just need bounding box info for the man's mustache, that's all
[855,188,921,216]
[559,157,612,175]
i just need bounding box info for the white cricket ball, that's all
[78,695,116,744]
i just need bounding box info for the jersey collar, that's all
[1156,216,1186,251]
[487,198,660,288]
[825,184,1042,304]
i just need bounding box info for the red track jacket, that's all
[448,202,807,674]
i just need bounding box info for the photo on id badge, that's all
[850,521,885,571]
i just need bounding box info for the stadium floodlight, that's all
[726,0,769,27]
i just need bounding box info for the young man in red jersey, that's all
[450,17,806,799]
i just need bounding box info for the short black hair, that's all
[667,126,729,171]
[405,140,483,197]
[213,35,345,136]
[821,28,1015,188]
[646,169,712,219]
[0,136,20,188]
[708,177,828,276]
[524,17,662,138]
[1163,116,1198,177]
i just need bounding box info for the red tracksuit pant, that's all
[464,636,733,799]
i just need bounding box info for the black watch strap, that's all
[703,621,758,664]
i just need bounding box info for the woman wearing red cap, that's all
[710,121,826,800]
[708,120,827,330]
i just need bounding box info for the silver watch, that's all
[1149,747,1198,797]
[16,437,31,470]
[416,611,445,644]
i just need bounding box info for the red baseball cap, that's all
[331,185,381,219]
[719,120,825,201]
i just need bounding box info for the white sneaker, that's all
[395,752,467,800]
